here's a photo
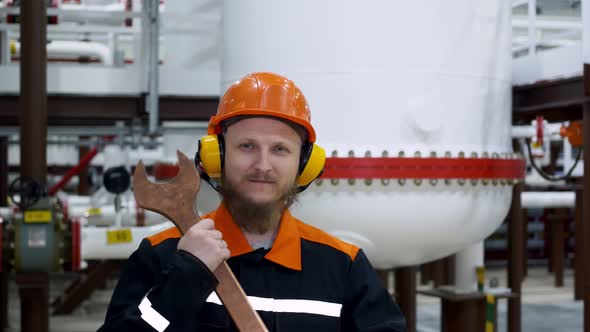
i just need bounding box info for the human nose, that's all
[254,149,272,172]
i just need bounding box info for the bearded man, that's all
[98,72,406,331]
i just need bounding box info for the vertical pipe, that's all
[575,189,584,301]
[527,0,536,56]
[508,183,523,332]
[77,138,90,195]
[0,30,8,65]
[394,266,416,332]
[146,0,160,135]
[20,0,47,184]
[454,242,484,293]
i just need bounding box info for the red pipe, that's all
[48,147,98,196]
[71,218,80,272]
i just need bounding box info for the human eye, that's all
[238,142,254,151]
[273,145,290,154]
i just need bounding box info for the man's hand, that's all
[178,218,230,272]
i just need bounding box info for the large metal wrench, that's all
[133,150,268,332]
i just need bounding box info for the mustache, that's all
[245,171,277,183]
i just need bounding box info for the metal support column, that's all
[575,189,584,301]
[549,209,566,287]
[523,210,528,278]
[443,255,456,286]
[15,273,49,332]
[0,137,6,330]
[18,1,49,332]
[420,262,431,285]
[441,296,485,332]
[508,183,523,332]
[0,137,6,206]
[20,0,47,184]
[431,258,444,287]
[0,273,7,330]
[394,266,416,332]
[581,0,590,327]
[583,62,590,332]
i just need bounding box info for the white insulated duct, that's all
[12,40,113,65]
[521,191,576,208]
[81,222,174,260]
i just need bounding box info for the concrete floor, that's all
[4,266,584,332]
[416,267,583,332]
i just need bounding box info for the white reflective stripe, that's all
[205,292,342,318]
[138,295,170,332]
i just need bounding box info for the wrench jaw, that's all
[132,150,202,234]
[132,160,151,209]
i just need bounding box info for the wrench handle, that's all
[214,262,268,332]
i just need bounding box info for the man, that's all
[98,72,406,331]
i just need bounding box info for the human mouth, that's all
[248,179,274,184]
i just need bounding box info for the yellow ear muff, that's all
[198,135,222,179]
[296,144,326,187]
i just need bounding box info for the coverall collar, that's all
[212,203,302,271]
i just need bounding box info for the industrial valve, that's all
[3,177,69,272]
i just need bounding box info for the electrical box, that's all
[14,197,64,272]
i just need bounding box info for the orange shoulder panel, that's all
[147,227,182,246]
[296,220,360,260]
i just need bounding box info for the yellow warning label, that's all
[24,210,52,223]
[85,208,102,217]
[107,229,133,244]
[10,40,16,56]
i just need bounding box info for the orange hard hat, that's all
[208,72,316,143]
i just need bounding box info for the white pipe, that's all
[513,17,582,31]
[146,0,160,135]
[12,40,113,65]
[81,221,174,260]
[512,0,528,8]
[521,191,575,208]
[60,3,126,12]
[0,207,10,219]
[528,0,536,56]
[454,242,484,293]
[511,123,563,139]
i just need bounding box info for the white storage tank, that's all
[215,0,515,269]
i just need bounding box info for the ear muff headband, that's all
[196,135,325,192]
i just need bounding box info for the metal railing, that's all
[512,0,582,57]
